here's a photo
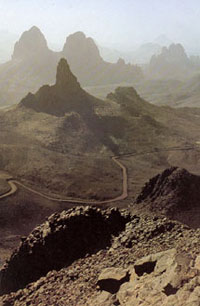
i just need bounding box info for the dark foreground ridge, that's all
[0,206,130,295]
[1,207,200,305]
[137,166,200,228]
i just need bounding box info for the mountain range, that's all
[1,26,200,110]
[0,26,142,107]
[148,43,194,80]
[0,48,200,304]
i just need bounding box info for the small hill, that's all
[104,86,200,152]
[168,74,200,107]
[137,166,200,228]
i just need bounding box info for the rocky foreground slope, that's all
[0,207,129,295]
[1,203,200,305]
[137,166,200,228]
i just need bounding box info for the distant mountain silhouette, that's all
[0,26,59,106]
[132,43,162,64]
[62,31,143,86]
[154,34,173,47]
[0,27,143,107]
[148,43,193,80]
[12,26,50,60]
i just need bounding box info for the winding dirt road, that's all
[0,156,127,204]
[0,181,17,199]
[0,146,196,204]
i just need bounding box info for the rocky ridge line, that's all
[136,166,200,228]
[0,206,130,295]
[1,210,200,305]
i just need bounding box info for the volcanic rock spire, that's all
[20,58,89,115]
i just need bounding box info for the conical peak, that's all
[68,31,86,40]
[20,58,90,116]
[62,31,101,63]
[56,58,81,91]
[29,26,42,33]
[12,26,48,59]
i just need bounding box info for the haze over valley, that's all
[1,1,200,305]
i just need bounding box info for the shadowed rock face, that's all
[115,249,195,306]
[137,167,200,228]
[19,58,121,153]
[19,58,91,116]
[0,206,130,295]
[55,58,81,93]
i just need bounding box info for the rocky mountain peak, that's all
[55,58,81,93]
[20,58,85,115]
[136,166,200,228]
[148,43,191,79]
[161,43,188,61]
[62,31,102,65]
[67,31,86,41]
[137,167,192,204]
[12,26,49,60]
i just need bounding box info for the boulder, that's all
[117,248,198,306]
[97,267,129,294]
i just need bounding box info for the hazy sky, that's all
[0,0,200,51]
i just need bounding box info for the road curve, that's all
[0,181,17,199]
[0,145,196,204]
[0,156,128,204]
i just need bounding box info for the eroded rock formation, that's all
[0,206,129,295]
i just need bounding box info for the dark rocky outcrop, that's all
[1,209,200,305]
[0,206,130,295]
[137,167,200,228]
[19,58,121,153]
[20,58,87,116]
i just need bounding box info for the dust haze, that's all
[0,1,200,305]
